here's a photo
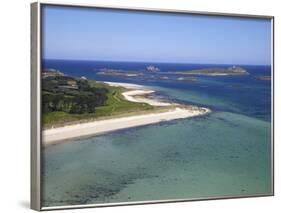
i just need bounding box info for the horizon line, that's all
[42,58,271,66]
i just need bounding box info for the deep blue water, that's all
[43,59,271,121]
[42,59,272,207]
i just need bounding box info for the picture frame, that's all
[31,1,274,211]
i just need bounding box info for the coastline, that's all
[104,82,174,106]
[43,82,210,146]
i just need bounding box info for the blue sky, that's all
[42,5,272,65]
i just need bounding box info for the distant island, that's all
[255,76,271,81]
[177,76,197,82]
[97,68,143,77]
[42,68,65,78]
[175,66,249,76]
[146,65,160,72]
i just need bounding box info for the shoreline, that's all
[104,81,174,106]
[43,82,210,146]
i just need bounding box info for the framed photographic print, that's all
[31,1,274,211]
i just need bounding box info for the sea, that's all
[41,59,272,207]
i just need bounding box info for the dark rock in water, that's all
[255,76,271,81]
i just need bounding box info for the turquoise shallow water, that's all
[42,111,271,206]
[42,61,272,207]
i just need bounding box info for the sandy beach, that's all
[43,82,210,145]
[105,82,173,106]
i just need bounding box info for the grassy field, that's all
[42,80,155,128]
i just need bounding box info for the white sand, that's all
[43,107,209,145]
[122,90,173,106]
[43,82,210,145]
[105,82,173,106]
[104,82,144,89]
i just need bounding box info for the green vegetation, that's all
[42,76,108,114]
[42,72,154,128]
[97,69,143,77]
[175,66,249,76]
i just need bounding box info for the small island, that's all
[42,69,210,145]
[175,66,249,76]
[97,68,143,77]
[177,76,197,82]
[146,65,160,72]
[255,76,271,81]
[42,68,65,78]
